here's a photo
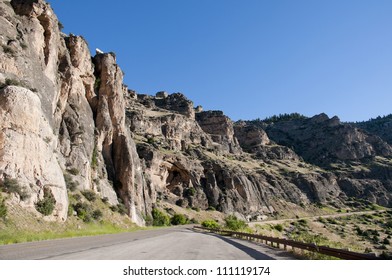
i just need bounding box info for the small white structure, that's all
[95,48,104,54]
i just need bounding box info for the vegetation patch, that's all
[225,215,247,231]
[35,188,56,216]
[170,213,188,225]
[81,190,97,202]
[0,178,30,201]
[91,146,98,169]
[5,78,21,86]
[201,219,220,229]
[2,45,15,55]
[73,202,92,222]
[67,168,79,176]
[184,187,196,197]
[0,221,138,245]
[252,210,392,259]
[143,214,153,226]
[117,203,127,215]
[151,208,170,226]
[94,77,101,91]
[109,202,127,215]
[274,224,284,232]
[92,209,103,221]
[64,173,78,192]
[0,193,7,219]
[58,21,64,31]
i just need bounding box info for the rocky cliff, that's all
[354,114,392,145]
[1,0,392,226]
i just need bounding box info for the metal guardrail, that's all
[194,226,379,260]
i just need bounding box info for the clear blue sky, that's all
[47,0,392,122]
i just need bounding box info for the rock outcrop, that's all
[354,114,392,145]
[196,110,242,154]
[0,0,151,224]
[264,113,392,166]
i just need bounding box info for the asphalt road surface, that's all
[0,226,296,260]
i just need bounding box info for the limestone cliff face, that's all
[1,0,69,220]
[127,94,363,218]
[0,0,151,224]
[93,53,151,225]
[196,110,242,154]
[1,0,392,225]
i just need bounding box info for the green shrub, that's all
[225,215,247,231]
[0,178,29,200]
[206,206,216,211]
[355,227,363,235]
[92,209,103,220]
[81,190,96,202]
[94,77,101,91]
[152,208,170,226]
[274,224,284,232]
[147,137,156,144]
[109,205,118,212]
[91,147,98,169]
[64,174,77,191]
[35,188,56,216]
[67,204,74,217]
[5,78,21,86]
[58,21,64,31]
[327,218,338,225]
[385,219,392,229]
[184,187,196,197]
[2,45,15,55]
[175,199,185,207]
[82,214,92,223]
[317,217,327,223]
[170,214,188,225]
[67,168,79,176]
[117,203,127,215]
[380,251,392,260]
[260,113,307,124]
[72,193,82,201]
[108,202,127,215]
[101,197,109,204]
[298,219,308,226]
[144,214,153,226]
[73,202,92,222]
[1,178,19,193]
[201,219,220,229]
[0,193,7,219]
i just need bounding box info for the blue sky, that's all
[48,0,392,122]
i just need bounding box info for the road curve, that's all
[0,226,295,260]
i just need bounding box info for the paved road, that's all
[0,226,295,260]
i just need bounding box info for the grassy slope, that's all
[251,210,392,259]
